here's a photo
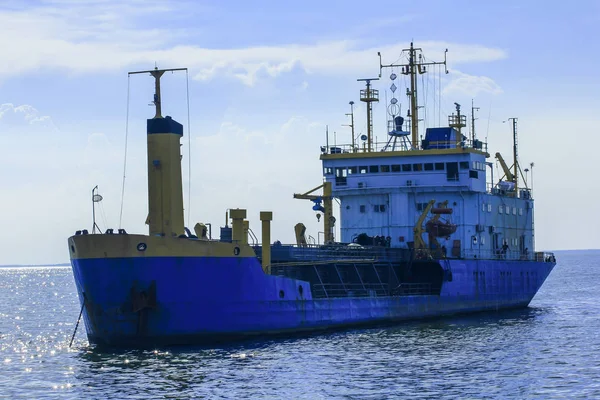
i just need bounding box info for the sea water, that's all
[0,250,598,399]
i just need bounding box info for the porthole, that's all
[233,247,240,256]
[137,243,147,252]
[70,245,75,253]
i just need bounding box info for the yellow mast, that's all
[293,182,334,243]
[378,43,448,150]
[129,67,187,237]
[260,212,273,274]
[409,43,419,146]
[448,103,466,146]
[357,78,379,151]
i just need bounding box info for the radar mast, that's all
[129,67,187,119]
[378,43,448,149]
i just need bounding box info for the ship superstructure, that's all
[323,107,533,262]
[320,43,533,263]
[68,46,555,348]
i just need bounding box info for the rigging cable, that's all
[118,75,131,229]
[432,64,436,129]
[421,68,428,128]
[438,65,441,126]
[421,55,428,129]
[99,201,109,232]
[485,101,492,144]
[185,70,192,228]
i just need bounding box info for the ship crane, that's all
[293,182,335,244]
[413,200,455,258]
[496,118,529,194]
[495,152,515,183]
[426,200,456,258]
[413,200,435,258]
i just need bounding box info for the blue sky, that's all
[0,0,598,264]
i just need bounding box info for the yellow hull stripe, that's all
[68,234,257,260]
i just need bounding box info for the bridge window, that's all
[413,163,423,171]
[359,166,368,174]
[416,202,429,211]
[402,164,412,172]
[324,167,333,175]
[472,161,485,171]
[460,161,469,169]
[469,170,478,179]
[435,162,445,171]
[348,166,357,174]
[499,205,503,214]
[374,204,387,212]
[381,165,390,173]
[512,207,517,215]
[446,162,458,181]
[519,208,523,216]
[335,168,347,186]
[488,204,492,212]
[369,165,379,173]
[391,164,401,172]
[424,163,434,171]
[360,205,366,213]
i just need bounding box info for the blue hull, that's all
[71,256,555,347]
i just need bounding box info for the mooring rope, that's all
[185,70,192,228]
[69,294,86,348]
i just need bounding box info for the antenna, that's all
[470,99,480,142]
[378,43,448,149]
[343,101,356,152]
[530,162,535,193]
[508,117,519,193]
[448,102,466,146]
[357,78,380,152]
[129,67,187,118]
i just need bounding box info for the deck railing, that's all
[256,244,412,263]
[322,138,487,155]
[461,249,534,261]
[255,244,552,264]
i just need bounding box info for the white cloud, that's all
[0,3,507,87]
[0,103,56,128]
[443,69,503,97]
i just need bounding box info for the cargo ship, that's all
[68,43,556,347]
